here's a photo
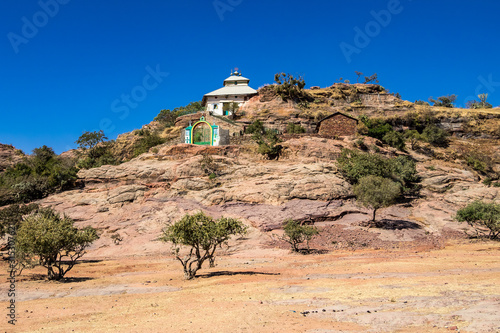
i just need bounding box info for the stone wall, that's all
[317,113,357,137]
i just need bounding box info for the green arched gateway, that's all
[184,117,219,146]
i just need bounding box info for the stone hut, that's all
[316,112,358,137]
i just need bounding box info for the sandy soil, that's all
[1,239,499,333]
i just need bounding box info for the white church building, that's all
[201,69,258,116]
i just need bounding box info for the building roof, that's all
[202,70,257,105]
[204,85,257,97]
[317,112,359,123]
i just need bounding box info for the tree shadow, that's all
[74,259,103,264]
[58,277,94,283]
[362,219,422,230]
[296,248,329,255]
[199,271,280,278]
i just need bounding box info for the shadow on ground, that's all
[199,270,280,278]
[362,219,423,230]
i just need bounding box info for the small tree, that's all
[364,73,379,84]
[428,95,457,108]
[404,130,422,150]
[161,212,247,279]
[0,203,39,238]
[76,130,107,157]
[354,175,401,223]
[16,208,99,280]
[455,201,500,239]
[281,219,319,252]
[273,73,307,102]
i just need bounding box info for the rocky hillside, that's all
[31,132,498,258]
[3,83,500,259]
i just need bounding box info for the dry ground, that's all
[1,240,499,333]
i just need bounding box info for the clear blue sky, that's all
[1,0,499,154]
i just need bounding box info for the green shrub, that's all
[273,73,308,102]
[254,131,283,160]
[421,124,449,146]
[455,201,500,239]
[15,207,99,280]
[132,130,166,157]
[245,120,265,135]
[281,219,319,252]
[382,131,405,150]
[286,122,306,134]
[360,116,393,140]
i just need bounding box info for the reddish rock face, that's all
[317,113,358,137]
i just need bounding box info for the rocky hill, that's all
[4,83,500,258]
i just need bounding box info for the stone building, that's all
[201,69,258,116]
[316,112,358,137]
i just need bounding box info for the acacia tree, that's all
[161,212,247,279]
[428,95,457,108]
[281,219,319,252]
[354,175,401,223]
[15,208,99,280]
[455,201,500,239]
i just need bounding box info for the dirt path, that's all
[1,240,500,333]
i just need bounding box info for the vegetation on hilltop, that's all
[0,146,77,206]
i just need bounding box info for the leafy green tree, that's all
[75,131,118,169]
[428,95,457,108]
[0,203,39,238]
[336,149,418,193]
[76,130,107,157]
[455,201,500,239]
[274,72,307,102]
[281,219,319,252]
[16,207,99,280]
[354,175,401,222]
[404,130,422,150]
[154,101,204,127]
[0,146,78,205]
[161,212,247,279]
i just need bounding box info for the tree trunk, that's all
[372,208,377,222]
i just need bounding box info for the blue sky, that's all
[1,0,499,154]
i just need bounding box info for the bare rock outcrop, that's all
[0,144,24,172]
